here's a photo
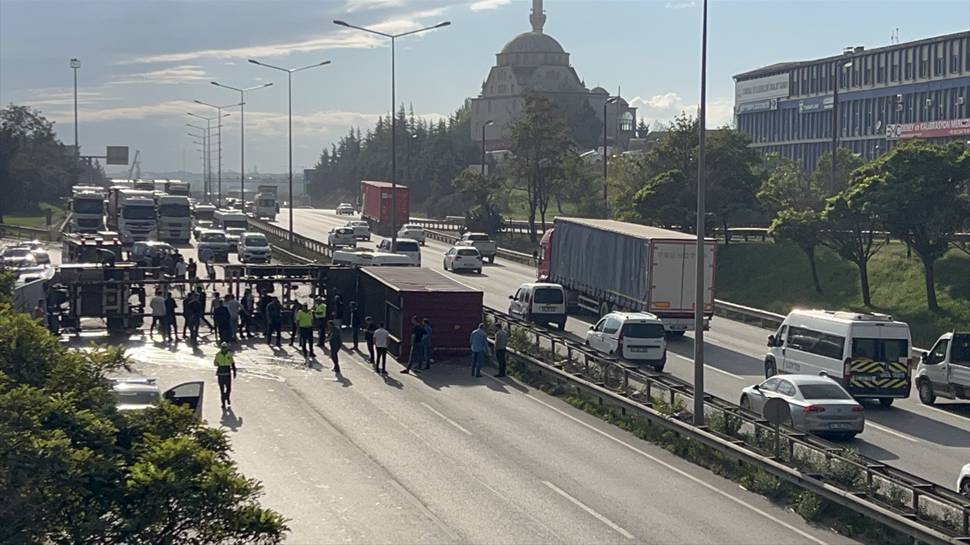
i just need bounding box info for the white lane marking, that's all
[670,353,745,380]
[909,402,970,424]
[487,376,827,545]
[542,480,635,540]
[420,402,473,436]
[866,421,918,443]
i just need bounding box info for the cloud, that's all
[343,0,406,11]
[120,8,449,65]
[628,92,734,129]
[109,65,209,85]
[470,0,510,11]
[664,1,696,9]
[41,100,200,124]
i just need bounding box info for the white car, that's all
[443,245,482,273]
[959,463,970,496]
[112,377,204,418]
[398,223,426,245]
[585,312,667,371]
[377,238,421,266]
[30,250,51,266]
[336,203,355,215]
[328,227,357,248]
[196,229,230,262]
[740,375,865,440]
[508,282,567,330]
[238,232,272,263]
[346,220,371,241]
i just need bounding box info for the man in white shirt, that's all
[149,290,166,337]
[373,323,390,374]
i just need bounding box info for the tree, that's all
[0,305,288,544]
[820,189,886,306]
[851,140,970,311]
[451,170,505,235]
[510,93,574,241]
[769,208,825,294]
[814,148,865,197]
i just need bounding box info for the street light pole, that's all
[407,133,417,183]
[481,120,494,176]
[211,81,273,209]
[333,19,450,247]
[70,58,80,183]
[248,59,331,243]
[603,96,619,206]
[831,60,853,191]
[693,0,709,427]
[195,100,242,207]
[188,112,229,203]
[187,122,211,199]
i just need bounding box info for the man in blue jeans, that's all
[469,323,488,377]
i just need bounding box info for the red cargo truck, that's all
[360,180,410,236]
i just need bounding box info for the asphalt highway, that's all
[281,207,970,490]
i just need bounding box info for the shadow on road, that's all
[864,403,970,447]
[220,407,243,431]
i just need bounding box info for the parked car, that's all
[328,227,357,248]
[508,282,567,330]
[111,377,203,418]
[30,250,51,266]
[1,246,33,265]
[129,240,176,267]
[443,245,482,273]
[585,311,667,370]
[196,229,230,262]
[377,238,421,266]
[459,232,497,263]
[765,309,912,408]
[238,232,272,263]
[346,220,371,241]
[398,223,426,245]
[740,374,865,440]
[959,463,970,497]
[336,203,356,215]
[915,332,970,405]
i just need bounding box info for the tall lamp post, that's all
[248,59,331,243]
[407,133,418,183]
[481,120,494,176]
[187,122,212,201]
[693,0,709,426]
[188,112,230,204]
[602,96,619,206]
[187,131,207,199]
[831,60,853,190]
[70,58,81,183]
[333,18,451,246]
[211,81,274,208]
[195,100,242,207]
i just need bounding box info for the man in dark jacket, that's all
[213,300,231,344]
[164,292,179,342]
[265,297,283,347]
[185,292,202,345]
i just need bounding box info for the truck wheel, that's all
[917,379,936,405]
[765,358,777,378]
[878,398,895,409]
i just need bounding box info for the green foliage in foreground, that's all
[0,304,288,545]
[716,241,970,347]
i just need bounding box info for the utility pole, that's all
[70,58,81,184]
[693,0,709,427]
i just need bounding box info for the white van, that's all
[508,282,567,330]
[766,310,913,407]
[585,311,667,371]
[377,238,421,266]
[915,332,970,405]
[238,232,272,263]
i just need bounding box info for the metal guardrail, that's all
[421,228,537,266]
[248,217,333,261]
[0,222,56,241]
[487,308,970,545]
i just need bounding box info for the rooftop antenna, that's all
[891,27,899,44]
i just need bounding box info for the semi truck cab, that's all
[156,195,191,243]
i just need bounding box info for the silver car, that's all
[740,374,865,440]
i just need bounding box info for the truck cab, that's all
[916,332,970,405]
[62,234,124,264]
[155,195,191,243]
[112,189,157,244]
[71,188,106,233]
[253,192,278,220]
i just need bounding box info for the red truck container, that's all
[360,180,410,236]
[355,267,482,361]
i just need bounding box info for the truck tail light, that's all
[803,405,826,413]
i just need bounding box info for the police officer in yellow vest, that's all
[313,297,328,348]
[214,342,237,410]
[296,302,316,360]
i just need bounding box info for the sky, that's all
[2,0,968,176]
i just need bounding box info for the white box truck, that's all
[537,217,716,336]
[155,194,191,243]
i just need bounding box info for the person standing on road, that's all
[296,303,316,359]
[149,290,166,338]
[363,316,376,363]
[240,289,255,339]
[312,297,328,348]
[331,293,344,330]
[349,301,360,351]
[286,300,299,347]
[187,258,198,285]
[175,257,188,296]
[265,296,283,347]
[225,293,240,342]
[214,342,237,410]
[402,316,426,374]
[494,323,509,377]
[327,321,342,374]
[195,286,212,333]
[373,322,389,374]
[421,318,433,369]
[213,298,231,344]
[206,258,217,281]
[164,292,179,342]
[185,292,202,345]
[469,323,488,378]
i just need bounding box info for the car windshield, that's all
[244,236,268,246]
[621,322,666,338]
[158,204,190,217]
[201,233,226,243]
[195,209,215,220]
[396,242,419,252]
[73,199,104,214]
[466,234,489,241]
[115,389,160,407]
[798,383,852,400]
[457,249,479,257]
[123,206,155,219]
[533,288,563,304]
[2,248,31,258]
